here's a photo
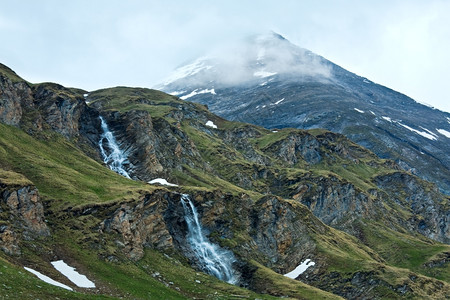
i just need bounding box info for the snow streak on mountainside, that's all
[159,32,450,195]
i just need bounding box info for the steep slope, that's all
[159,33,450,196]
[1,64,449,299]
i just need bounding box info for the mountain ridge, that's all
[160,33,450,196]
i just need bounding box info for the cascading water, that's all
[98,116,131,179]
[180,194,237,284]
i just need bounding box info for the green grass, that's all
[250,261,343,299]
[360,221,450,282]
[0,63,26,83]
[0,169,33,188]
[0,123,149,208]
[0,256,112,300]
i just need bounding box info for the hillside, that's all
[0,63,449,299]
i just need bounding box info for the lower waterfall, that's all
[98,116,131,179]
[181,194,237,284]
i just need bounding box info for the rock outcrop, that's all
[0,179,50,255]
[100,192,173,261]
[375,172,450,243]
[0,66,101,150]
[100,109,202,181]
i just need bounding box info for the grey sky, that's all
[1,0,449,112]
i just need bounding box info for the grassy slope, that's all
[0,123,147,210]
[0,122,339,299]
[0,84,448,298]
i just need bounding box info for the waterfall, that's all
[98,116,131,179]
[181,194,237,284]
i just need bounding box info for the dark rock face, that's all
[268,132,321,165]
[0,184,50,255]
[294,175,375,227]
[0,71,101,150]
[100,192,173,261]
[101,109,202,181]
[31,83,101,142]
[163,191,322,272]
[375,172,450,243]
[0,74,33,126]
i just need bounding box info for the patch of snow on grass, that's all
[24,267,73,291]
[284,259,315,279]
[398,123,437,140]
[354,108,364,113]
[51,260,95,288]
[205,120,218,129]
[148,178,178,187]
[437,129,450,138]
[446,117,450,124]
[370,111,376,115]
[253,70,277,78]
[382,116,392,122]
[180,89,216,100]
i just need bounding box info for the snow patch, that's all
[163,58,212,85]
[363,79,371,84]
[370,111,376,115]
[169,90,186,96]
[205,120,218,129]
[437,129,450,138]
[83,93,89,98]
[446,117,450,124]
[51,260,95,288]
[148,178,178,187]
[382,116,392,122]
[253,70,277,78]
[24,267,73,291]
[398,123,437,140]
[420,127,438,138]
[354,108,364,113]
[274,98,285,105]
[180,89,216,100]
[284,259,315,279]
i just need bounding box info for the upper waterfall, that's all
[181,194,237,284]
[98,116,131,179]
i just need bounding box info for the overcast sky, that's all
[1,0,449,112]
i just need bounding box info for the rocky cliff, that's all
[0,170,49,255]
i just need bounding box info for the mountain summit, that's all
[160,32,331,89]
[160,32,450,195]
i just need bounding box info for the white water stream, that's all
[98,116,131,179]
[181,194,237,284]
